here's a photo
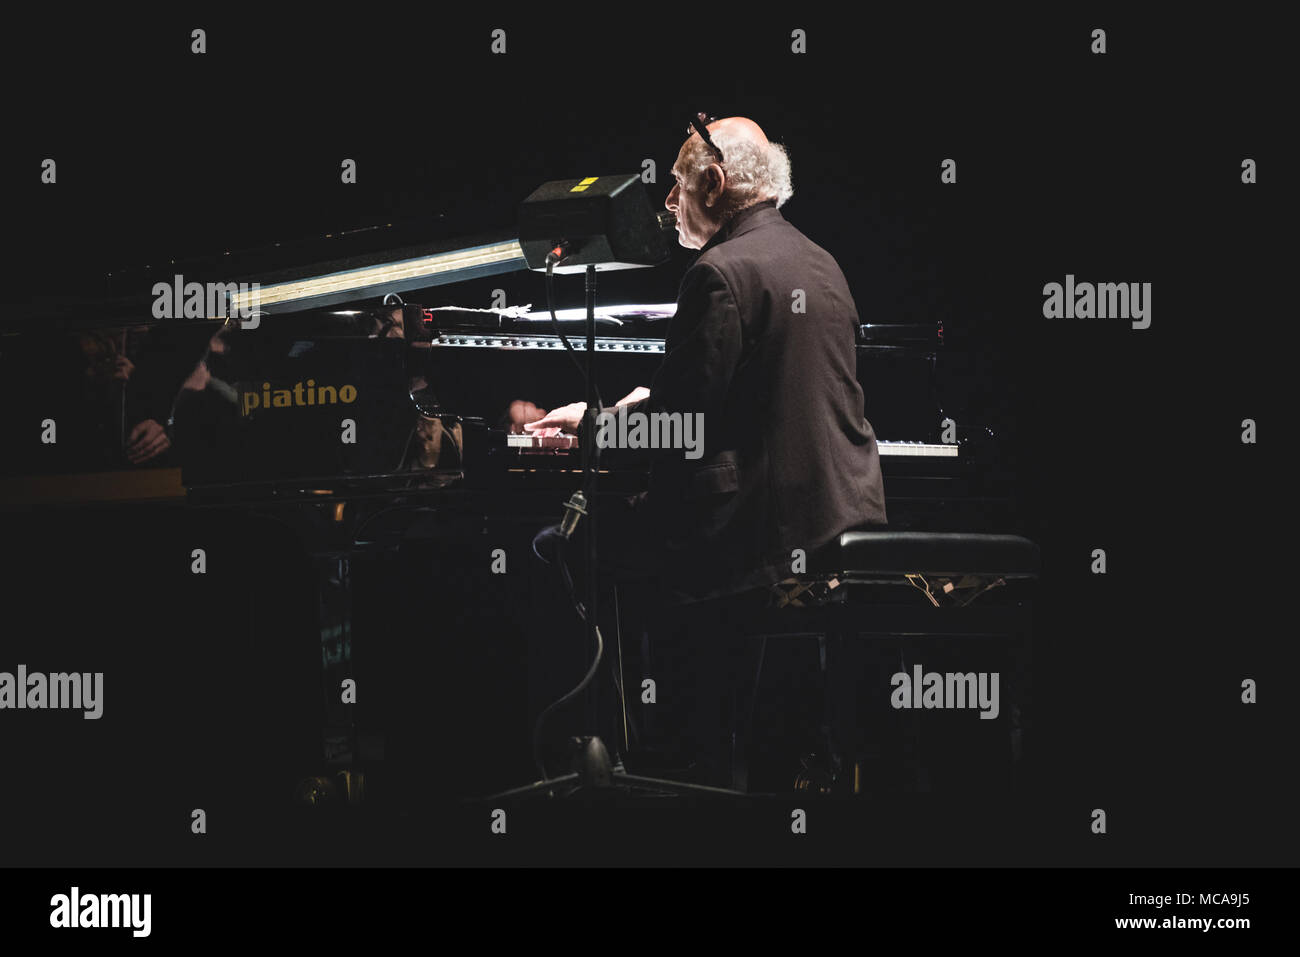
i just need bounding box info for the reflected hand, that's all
[126,419,170,464]
[507,400,548,434]
[181,361,210,392]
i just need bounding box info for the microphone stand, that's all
[581,264,601,739]
[483,260,743,802]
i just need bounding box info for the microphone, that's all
[657,211,677,233]
[559,489,589,539]
[532,490,589,564]
[545,241,571,267]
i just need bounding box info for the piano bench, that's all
[828,529,1040,582]
[763,530,1040,612]
[649,530,1041,794]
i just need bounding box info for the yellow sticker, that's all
[570,176,599,192]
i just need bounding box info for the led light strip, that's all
[431,333,666,354]
[229,240,527,313]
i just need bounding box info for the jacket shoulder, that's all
[698,218,845,295]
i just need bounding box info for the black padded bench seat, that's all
[818,530,1041,581]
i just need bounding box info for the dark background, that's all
[0,10,1291,866]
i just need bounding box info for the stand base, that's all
[483,736,744,801]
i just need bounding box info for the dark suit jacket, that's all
[620,200,887,600]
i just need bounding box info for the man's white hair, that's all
[681,130,794,213]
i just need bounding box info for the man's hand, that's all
[524,387,651,435]
[126,419,170,464]
[523,400,587,435]
[615,386,650,407]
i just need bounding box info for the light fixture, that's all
[228,239,528,315]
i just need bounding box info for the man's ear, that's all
[704,164,725,207]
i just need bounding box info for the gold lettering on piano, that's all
[239,380,358,416]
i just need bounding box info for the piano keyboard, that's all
[876,441,959,458]
[505,434,958,458]
[507,433,579,450]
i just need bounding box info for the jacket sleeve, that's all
[645,261,743,421]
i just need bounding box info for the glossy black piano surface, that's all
[0,290,1024,537]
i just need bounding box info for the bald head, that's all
[701,116,771,152]
[666,116,793,249]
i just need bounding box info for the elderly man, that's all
[528,115,887,603]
